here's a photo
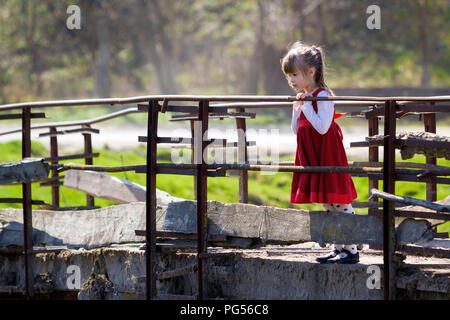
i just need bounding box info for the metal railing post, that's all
[197,100,209,300]
[423,105,437,202]
[22,106,34,297]
[145,100,158,300]
[236,107,249,203]
[382,100,397,300]
[49,126,60,208]
[83,127,95,208]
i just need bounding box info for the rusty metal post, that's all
[368,108,380,207]
[190,119,198,200]
[236,107,249,203]
[368,108,379,250]
[382,100,397,300]
[423,106,437,202]
[83,129,95,208]
[22,106,34,297]
[49,127,60,208]
[145,100,158,300]
[197,100,209,300]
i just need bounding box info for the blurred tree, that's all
[0,0,448,105]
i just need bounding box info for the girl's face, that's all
[285,67,316,93]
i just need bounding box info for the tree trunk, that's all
[418,0,432,87]
[95,13,111,97]
[245,0,265,94]
[149,0,177,94]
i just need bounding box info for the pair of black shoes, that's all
[316,249,359,264]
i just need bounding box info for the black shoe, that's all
[315,249,341,264]
[327,249,359,264]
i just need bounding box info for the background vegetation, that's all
[0,1,449,117]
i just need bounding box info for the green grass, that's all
[1,140,449,235]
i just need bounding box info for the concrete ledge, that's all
[1,245,448,300]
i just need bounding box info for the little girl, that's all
[281,42,359,264]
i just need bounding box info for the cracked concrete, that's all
[0,244,448,300]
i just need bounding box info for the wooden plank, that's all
[0,158,49,185]
[352,201,406,208]
[370,189,450,213]
[0,200,435,249]
[351,138,450,151]
[371,209,450,221]
[162,200,434,246]
[63,169,147,203]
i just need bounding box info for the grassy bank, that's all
[0,140,448,235]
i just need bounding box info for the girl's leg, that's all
[322,203,343,251]
[332,203,358,255]
[316,204,342,263]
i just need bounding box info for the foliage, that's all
[0,0,449,106]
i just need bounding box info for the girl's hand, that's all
[294,92,305,111]
[296,92,305,100]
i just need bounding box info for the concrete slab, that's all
[0,244,448,300]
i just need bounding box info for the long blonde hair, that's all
[280,41,334,96]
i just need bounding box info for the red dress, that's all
[290,88,357,204]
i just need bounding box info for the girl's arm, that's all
[291,103,302,134]
[300,90,334,135]
[291,93,304,134]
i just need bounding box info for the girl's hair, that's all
[280,41,334,96]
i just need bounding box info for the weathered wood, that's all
[0,202,164,249]
[162,200,434,246]
[63,169,184,205]
[0,197,436,249]
[0,158,49,185]
[370,189,450,213]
